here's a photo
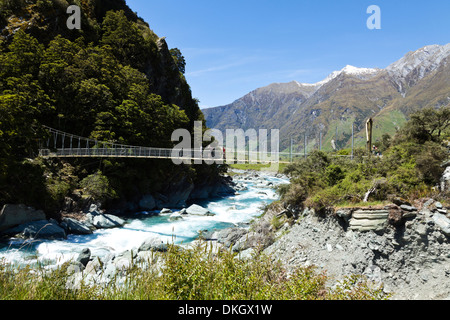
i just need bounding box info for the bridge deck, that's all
[38,148,294,164]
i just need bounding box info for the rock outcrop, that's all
[185,204,214,216]
[348,210,389,232]
[0,204,46,232]
[1,219,67,240]
[262,199,450,300]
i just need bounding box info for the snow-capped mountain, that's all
[295,65,381,91]
[203,44,450,150]
[387,44,450,79]
[386,44,450,96]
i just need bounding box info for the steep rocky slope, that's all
[201,171,450,300]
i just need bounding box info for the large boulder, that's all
[232,231,274,252]
[1,220,66,240]
[85,209,126,230]
[92,214,126,229]
[213,228,248,248]
[0,204,46,232]
[138,237,168,252]
[186,204,215,216]
[76,248,92,267]
[60,218,93,235]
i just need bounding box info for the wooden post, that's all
[366,118,373,156]
[351,122,354,160]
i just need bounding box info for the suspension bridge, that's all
[38,126,302,164]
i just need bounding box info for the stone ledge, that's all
[349,210,389,232]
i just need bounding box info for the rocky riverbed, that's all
[202,197,450,300]
[1,169,449,300]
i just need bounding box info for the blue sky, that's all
[126,0,450,109]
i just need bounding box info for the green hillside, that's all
[0,0,222,215]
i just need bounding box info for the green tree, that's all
[401,107,450,143]
[0,29,44,78]
[0,75,53,158]
[100,10,150,70]
[170,48,186,74]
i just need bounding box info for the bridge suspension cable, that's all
[38,126,293,163]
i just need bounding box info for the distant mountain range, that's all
[203,44,450,151]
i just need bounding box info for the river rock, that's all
[392,197,412,206]
[76,248,91,267]
[190,177,236,200]
[336,209,352,222]
[67,261,85,275]
[186,204,214,216]
[60,217,93,235]
[434,202,443,210]
[91,214,126,229]
[169,212,183,221]
[214,228,248,248]
[160,208,172,214]
[433,213,450,236]
[1,220,66,240]
[400,205,418,212]
[232,230,275,252]
[85,257,102,276]
[155,175,194,209]
[138,237,168,252]
[0,204,46,232]
[88,204,99,213]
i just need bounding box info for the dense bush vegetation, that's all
[0,244,389,300]
[281,107,450,212]
[0,3,224,214]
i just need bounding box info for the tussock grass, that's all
[0,244,390,300]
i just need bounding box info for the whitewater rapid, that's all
[0,172,289,268]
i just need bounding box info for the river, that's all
[0,171,289,268]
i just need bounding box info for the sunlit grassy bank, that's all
[0,243,389,300]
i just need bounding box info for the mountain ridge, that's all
[203,43,450,151]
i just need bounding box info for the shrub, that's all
[325,164,345,186]
[79,170,117,203]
